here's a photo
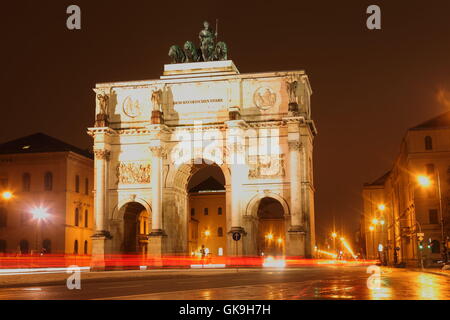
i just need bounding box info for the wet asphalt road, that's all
[0,266,449,300]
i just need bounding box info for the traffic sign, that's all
[232,232,241,241]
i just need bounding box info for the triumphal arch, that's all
[88,23,317,265]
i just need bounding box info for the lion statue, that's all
[168,45,185,64]
[214,42,228,61]
[183,41,201,63]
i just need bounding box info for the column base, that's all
[147,232,167,267]
[286,229,306,257]
[90,234,112,272]
[228,227,247,256]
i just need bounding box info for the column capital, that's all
[94,149,111,161]
[149,145,167,158]
[288,141,302,151]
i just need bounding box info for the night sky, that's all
[2,0,450,242]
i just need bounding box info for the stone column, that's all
[288,141,302,229]
[225,120,247,255]
[93,149,110,235]
[284,118,306,257]
[148,146,167,260]
[149,146,165,234]
[91,149,111,271]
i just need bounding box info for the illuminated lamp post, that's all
[331,232,337,254]
[417,174,448,264]
[1,191,13,201]
[369,225,375,259]
[30,207,49,254]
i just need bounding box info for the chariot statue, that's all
[168,20,228,63]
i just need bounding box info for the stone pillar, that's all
[149,146,165,234]
[148,146,167,259]
[225,120,247,255]
[284,118,306,257]
[91,149,111,271]
[288,141,302,229]
[93,149,110,234]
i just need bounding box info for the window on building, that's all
[218,227,223,237]
[74,240,79,254]
[84,240,88,255]
[75,175,80,193]
[0,208,7,228]
[85,178,89,195]
[425,136,433,150]
[0,240,6,253]
[431,240,440,254]
[218,207,222,215]
[204,208,208,216]
[22,173,31,192]
[426,163,435,175]
[44,172,53,191]
[191,208,195,217]
[42,239,51,254]
[429,209,439,224]
[75,208,79,227]
[19,240,29,254]
[84,210,88,228]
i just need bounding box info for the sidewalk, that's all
[409,267,450,277]
[382,265,450,277]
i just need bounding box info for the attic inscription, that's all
[173,98,223,105]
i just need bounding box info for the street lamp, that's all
[369,225,376,259]
[417,175,431,188]
[1,191,13,200]
[417,173,448,264]
[265,233,274,240]
[30,206,49,253]
[331,232,337,254]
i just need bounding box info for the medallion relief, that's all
[254,86,277,110]
[123,96,141,118]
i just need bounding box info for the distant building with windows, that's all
[362,112,450,267]
[0,133,94,255]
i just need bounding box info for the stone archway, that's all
[256,197,285,257]
[245,193,290,256]
[168,158,230,256]
[118,202,150,254]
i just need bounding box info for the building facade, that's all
[0,133,94,255]
[362,112,450,266]
[88,60,317,266]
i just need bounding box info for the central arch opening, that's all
[121,202,150,254]
[187,163,227,257]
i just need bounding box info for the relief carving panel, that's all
[116,162,151,184]
[248,154,285,178]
